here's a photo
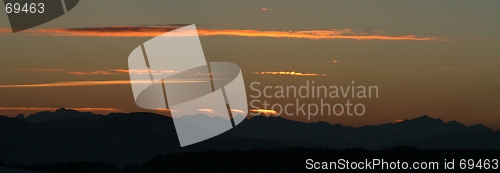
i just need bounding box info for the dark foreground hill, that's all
[1,108,499,167]
[5,147,500,173]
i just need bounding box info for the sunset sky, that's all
[0,0,499,129]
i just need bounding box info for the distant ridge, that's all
[19,108,102,123]
[1,109,499,166]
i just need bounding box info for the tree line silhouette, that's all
[4,147,500,172]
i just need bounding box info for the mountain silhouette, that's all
[21,108,101,123]
[228,115,493,149]
[1,109,499,167]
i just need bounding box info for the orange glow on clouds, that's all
[230,109,245,114]
[0,28,11,33]
[18,68,188,76]
[67,69,179,75]
[0,80,134,88]
[0,80,207,88]
[151,108,180,113]
[67,70,115,75]
[197,109,215,114]
[0,26,440,41]
[199,29,437,41]
[250,109,278,115]
[20,68,65,72]
[261,8,272,11]
[252,71,326,77]
[395,119,405,123]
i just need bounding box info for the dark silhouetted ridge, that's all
[0,110,498,167]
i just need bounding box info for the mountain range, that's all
[1,108,499,167]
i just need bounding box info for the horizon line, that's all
[1,107,494,130]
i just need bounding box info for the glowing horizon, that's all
[0,107,122,114]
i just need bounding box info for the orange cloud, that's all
[395,119,405,123]
[0,80,208,88]
[252,71,326,77]
[0,80,135,88]
[250,109,278,115]
[67,70,114,75]
[19,68,65,72]
[0,28,12,33]
[0,26,440,41]
[17,68,180,75]
[230,109,246,114]
[72,108,121,112]
[118,69,180,75]
[261,8,272,11]
[198,29,437,41]
[68,69,211,76]
[151,108,180,112]
[197,108,214,114]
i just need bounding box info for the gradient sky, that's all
[0,0,499,129]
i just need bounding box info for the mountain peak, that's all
[409,115,443,123]
[15,114,25,119]
[55,107,77,112]
[23,108,102,123]
[469,124,491,131]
